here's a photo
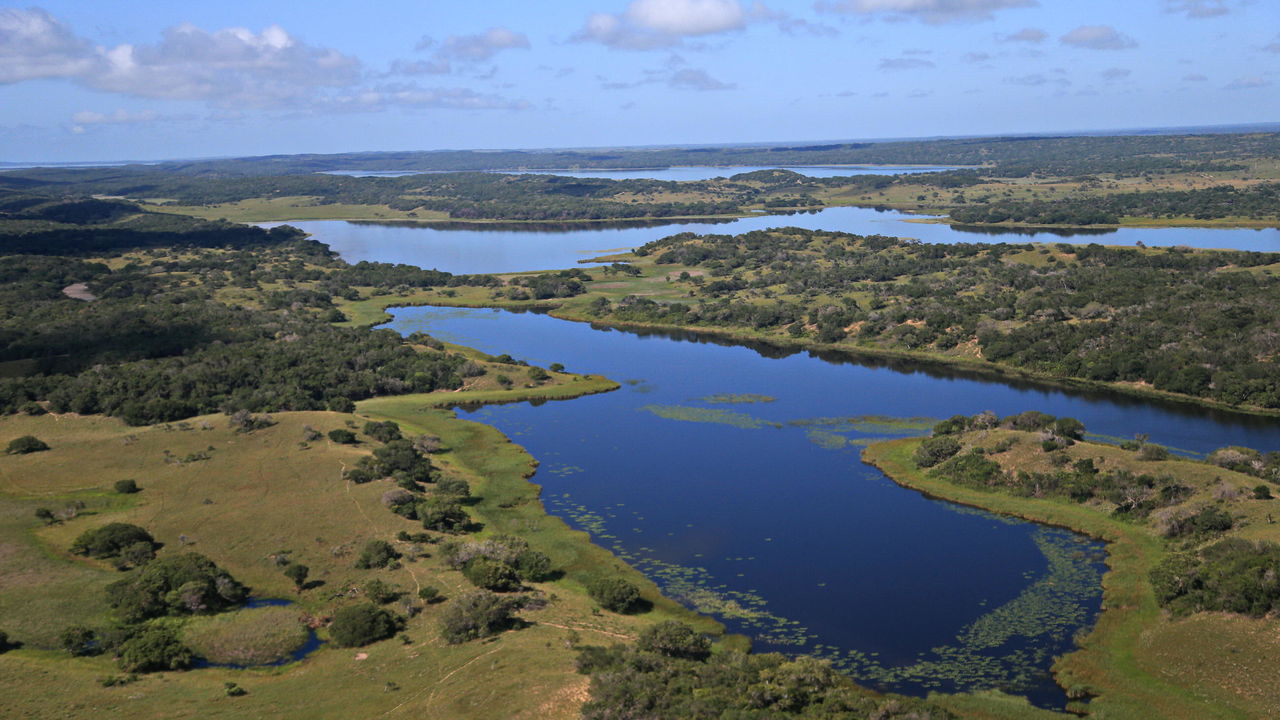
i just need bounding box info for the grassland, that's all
[0,357,714,719]
[864,431,1280,720]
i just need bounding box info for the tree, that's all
[913,436,962,468]
[363,420,403,443]
[637,621,711,660]
[330,604,401,647]
[70,523,155,559]
[419,496,468,532]
[34,508,55,525]
[587,577,641,613]
[113,479,140,494]
[439,590,522,644]
[116,626,194,673]
[6,435,49,455]
[328,428,357,444]
[284,563,310,591]
[105,552,247,622]
[0,629,11,652]
[354,540,399,569]
[461,557,521,592]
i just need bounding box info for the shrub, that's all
[514,550,553,582]
[1153,539,1280,617]
[0,629,10,652]
[328,429,357,444]
[587,577,641,613]
[71,523,155,559]
[461,557,521,592]
[1138,444,1170,461]
[113,479,140,494]
[117,626,194,673]
[354,540,400,570]
[418,586,442,604]
[364,579,401,604]
[1255,485,1274,500]
[6,435,49,454]
[105,552,248,622]
[419,496,468,532]
[363,420,403,443]
[61,625,98,656]
[330,604,401,647]
[636,621,711,661]
[913,436,962,468]
[439,590,522,644]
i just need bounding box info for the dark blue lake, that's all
[381,303,1275,706]
[277,206,1280,275]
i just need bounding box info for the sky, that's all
[0,0,1277,162]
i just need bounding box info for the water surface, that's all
[319,165,962,180]
[276,206,1280,275]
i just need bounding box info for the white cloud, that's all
[0,10,528,114]
[1164,0,1230,18]
[86,23,362,107]
[816,0,1037,25]
[878,57,935,70]
[1002,27,1046,43]
[1060,25,1137,50]
[1101,67,1131,80]
[575,0,768,49]
[1223,76,1269,90]
[72,109,161,125]
[0,8,95,83]
[402,27,529,75]
[668,67,735,90]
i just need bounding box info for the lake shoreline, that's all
[364,297,1280,422]
[861,438,1229,719]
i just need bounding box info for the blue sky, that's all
[0,0,1276,161]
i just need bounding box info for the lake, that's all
[379,301,1270,705]
[319,165,963,180]
[322,213,1280,708]
[275,205,1280,276]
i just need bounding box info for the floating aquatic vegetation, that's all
[788,415,937,434]
[805,429,849,450]
[699,393,777,404]
[639,404,781,429]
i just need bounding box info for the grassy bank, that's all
[0,364,712,719]
[864,435,1277,719]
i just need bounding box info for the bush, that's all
[461,557,521,592]
[330,604,401,647]
[419,496,468,532]
[328,429,357,444]
[636,621,711,661]
[113,479,140,494]
[61,625,98,656]
[418,586,442,603]
[354,540,400,570]
[105,552,248,622]
[117,625,194,672]
[6,435,49,454]
[913,436,962,468]
[363,420,403,443]
[70,523,155,559]
[587,577,641,613]
[284,563,310,590]
[364,579,401,604]
[1137,444,1170,461]
[1255,485,1274,500]
[514,549,553,582]
[1152,539,1280,617]
[439,590,522,644]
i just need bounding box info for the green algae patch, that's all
[699,393,777,404]
[638,404,781,429]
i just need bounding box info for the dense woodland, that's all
[587,228,1280,409]
[7,131,1271,177]
[951,183,1280,225]
[0,194,506,424]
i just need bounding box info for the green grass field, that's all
[0,362,713,720]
